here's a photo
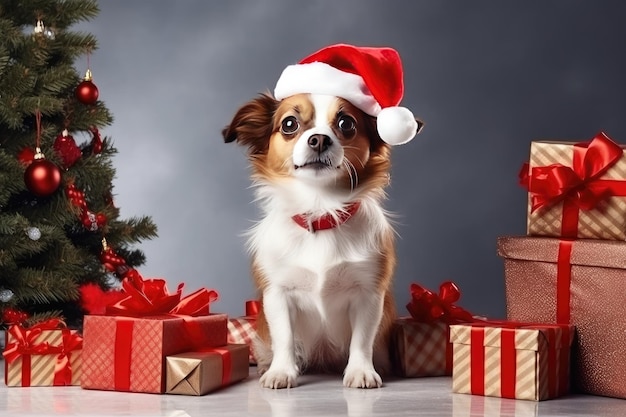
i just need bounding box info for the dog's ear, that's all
[222,93,278,155]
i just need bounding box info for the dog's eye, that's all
[337,115,356,137]
[280,116,300,135]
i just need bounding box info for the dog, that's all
[222,44,422,389]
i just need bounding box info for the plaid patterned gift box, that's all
[80,274,227,394]
[227,300,259,365]
[391,282,475,377]
[81,313,227,393]
[4,319,82,387]
[392,319,451,377]
[520,132,626,240]
[450,322,574,401]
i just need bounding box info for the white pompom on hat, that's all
[274,43,420,145]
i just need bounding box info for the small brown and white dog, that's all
[223,44,422,389]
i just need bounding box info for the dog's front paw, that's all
[343,366,382,389]
[259,367,298,389]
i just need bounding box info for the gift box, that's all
[391,282,475,377]
[392,319,451,377]
[81,313,227,393]
[450,322,574,401]
[165,344,250,395]
[227,300,259,365]
[520,132,626,240]
[80,274,226,394]
[498,235,626,398]
[3,319,82,387]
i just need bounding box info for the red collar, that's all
[291,202,361,232]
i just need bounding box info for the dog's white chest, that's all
[253,209,385,298]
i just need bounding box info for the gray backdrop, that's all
[74,1,626,319]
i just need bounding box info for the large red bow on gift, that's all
[519,132,625,213]
[104,270,218,317]
[406,281,474,324]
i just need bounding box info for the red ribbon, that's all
[556,240,573,324]
[114,318,134,391]
[52,329,83,386]
[104,273,218,317]
[406,281,475,324]
[520,132,626,237]
[467,321,571,399]
[245,300,260,317]
[3,320,82,386]
[207,347,233,386]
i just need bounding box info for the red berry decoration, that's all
[2,308,29,325]
[75,69,99,105]
[54,129,82,168]
[89,126,103,154]
[17,147,35,165]
[24,151,61,197]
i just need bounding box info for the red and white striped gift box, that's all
[450,322,574,401]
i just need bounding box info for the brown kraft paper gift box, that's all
[498,235,626,398]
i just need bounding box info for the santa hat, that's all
[274,44,420,146]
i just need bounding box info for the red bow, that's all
[104,271,218,317]
[52,328,83,385]
[520,132,624,213]
[406,281,474,324]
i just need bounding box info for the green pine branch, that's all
[0,0,157,328]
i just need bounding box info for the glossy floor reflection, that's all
[1,366,626,417]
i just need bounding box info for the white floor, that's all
[2,365,626,417]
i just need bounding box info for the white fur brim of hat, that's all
[274,62,418,145]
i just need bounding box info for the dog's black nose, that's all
[308,134,332,154]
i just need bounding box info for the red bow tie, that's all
[292,202,361,232]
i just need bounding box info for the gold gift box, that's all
[166,344,249,395]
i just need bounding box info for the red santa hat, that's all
[274,43,420,145]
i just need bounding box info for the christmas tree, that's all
[0,0,157,328]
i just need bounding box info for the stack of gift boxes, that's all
[3,275,250,396]
[391,281,575,402]
[500,131,626,399]
[393,131,626,402]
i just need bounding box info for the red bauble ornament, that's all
[24,158,62,197]
[75,69,99,105]
[54,130,82,168]
[76,80,99,104]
